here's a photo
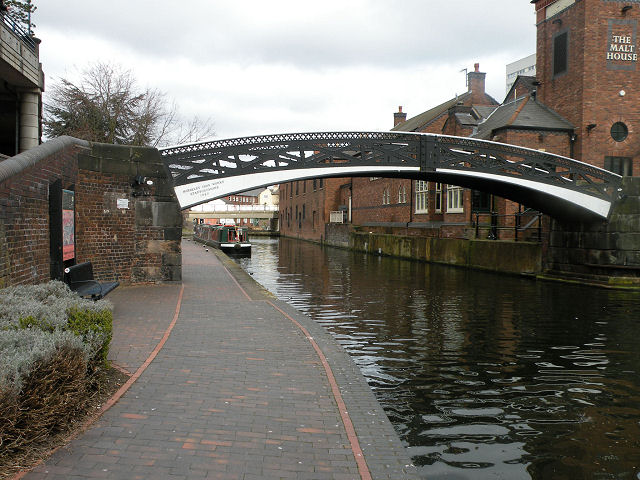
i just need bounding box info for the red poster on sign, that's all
[62,189,75,261]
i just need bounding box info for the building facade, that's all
[280,0,639,244]
[534,0,640,175]
[0,13,43,157]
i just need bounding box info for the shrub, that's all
[0,329,89,457]
[0,281,115,459]
[67,306,113,368]
[0,280,113,367]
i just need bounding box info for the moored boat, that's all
[194,223,251,255]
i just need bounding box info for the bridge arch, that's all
[160,132,622,223]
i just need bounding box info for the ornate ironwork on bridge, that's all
[160,131,622,221]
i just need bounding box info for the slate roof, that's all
[504,75,538,103]
[472,95,574,140]
[392,92,472,132]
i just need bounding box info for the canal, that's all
[234,237,640,479]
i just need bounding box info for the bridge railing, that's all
[473,210,543,242]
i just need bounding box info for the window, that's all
[472,190,491,212]
[382,188,390,205]
[605,156,633,176]
[313,179,317,191]
[553,31,569,77]
[296,182,299,195]
[398,185,407,204]
[611,122,628,142]
[303,181,306,193]
[319,178,323,188]
[447,185,464,212]
[302,204,306,220]
[434,183,442,212]
[415,180,428,213]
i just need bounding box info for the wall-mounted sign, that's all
[62,189,75,261]
[608,19,638,70]
[117,198,129,209]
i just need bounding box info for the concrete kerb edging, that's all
[12,284,185,480]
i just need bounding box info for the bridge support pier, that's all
[545,177,640,287]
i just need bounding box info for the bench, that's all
[64,261,119,300]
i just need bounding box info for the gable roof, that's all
[472,95,574,140]
[392,91,472,132]
[504,75,538,103]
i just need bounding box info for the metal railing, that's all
[473,210,543,242]
[0,11,35,51]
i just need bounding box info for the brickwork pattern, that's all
[0,140,182,288]
[537,0,640,172]
[0,143,82,288]
[280,178,347,242]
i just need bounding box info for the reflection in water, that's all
[235,237,640,479]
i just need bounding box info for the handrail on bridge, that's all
[0,11,36,51]
[473,210,543,242]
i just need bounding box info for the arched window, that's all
[398,185,407,203]
[382,188,390,205]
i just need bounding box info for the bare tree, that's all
[44,62,215,147]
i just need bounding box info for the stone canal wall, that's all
[350,232,542,275]
[545,177,640,288]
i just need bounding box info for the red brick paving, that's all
[19,239,417,480]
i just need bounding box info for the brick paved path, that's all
[22,239,418,480]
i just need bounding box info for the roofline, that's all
[491,124,575,135]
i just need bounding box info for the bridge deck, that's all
[161,132,622,222]
[23,240,418,480]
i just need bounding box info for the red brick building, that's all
[350,64,501,239]
[279,177,350,242]
[281,0,640,243]
[534,0,640,175]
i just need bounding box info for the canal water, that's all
[234,237,640,479]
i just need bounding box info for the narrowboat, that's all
[194,223,251,255]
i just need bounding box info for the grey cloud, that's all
[36,1,535,70]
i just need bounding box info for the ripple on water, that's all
[234,238,640,480]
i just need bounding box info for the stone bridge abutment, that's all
[0,137,181,288]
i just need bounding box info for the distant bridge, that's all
[160,132,622,222]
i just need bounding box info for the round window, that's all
[611,122,628,142]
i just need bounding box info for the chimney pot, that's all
[393,105,407,127]
[474,63,480,72]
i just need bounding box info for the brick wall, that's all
[75,144,182,283]
[0,137,84,288]
[536,0,640,172]
[0,137,182,288]
[279,178,347,242]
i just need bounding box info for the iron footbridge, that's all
[160,131,622,222]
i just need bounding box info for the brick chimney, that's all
[467,63,488,105]
[393,106,407,127]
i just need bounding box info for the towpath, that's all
[21,239,418,480]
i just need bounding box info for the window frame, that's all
[446,185,464,213]
[552,29,569,78]
[415,180,428,213]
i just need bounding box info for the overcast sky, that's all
[35,1,537,141]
